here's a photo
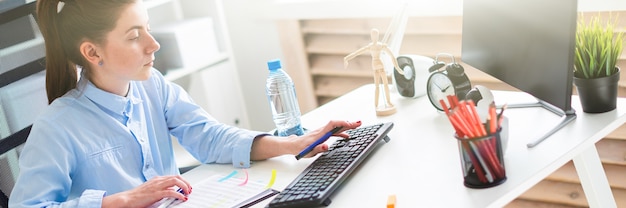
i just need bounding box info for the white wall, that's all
[222,1,284,131]
[223,0,626,131]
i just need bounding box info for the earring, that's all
[98,61,103,66]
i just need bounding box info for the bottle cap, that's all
[267,59,281,71]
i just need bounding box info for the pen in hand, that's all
[295,126,343,160]
[157,188,186,208]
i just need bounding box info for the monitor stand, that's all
[503,100,577,148]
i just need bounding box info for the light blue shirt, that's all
[9,69,266,208]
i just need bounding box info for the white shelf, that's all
[163,52,229,81]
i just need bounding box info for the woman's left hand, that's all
[289,120,362,158]
[251,120,362,160]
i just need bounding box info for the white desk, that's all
[183,84,624,207]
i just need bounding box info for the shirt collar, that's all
[81,77,142,116]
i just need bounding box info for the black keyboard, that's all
[267,122,394,208]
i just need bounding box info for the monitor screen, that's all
[461,0,578,114]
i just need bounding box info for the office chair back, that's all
[0,2,43,207]
[0,126,31,207]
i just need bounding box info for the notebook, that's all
[151,171,279,208]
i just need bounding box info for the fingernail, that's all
[184,196,189,201]
[356,120,362,124]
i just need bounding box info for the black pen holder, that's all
[454,128,507,189]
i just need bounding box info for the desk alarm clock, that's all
[426,53,471,111]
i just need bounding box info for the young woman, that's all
[8,0,361,207]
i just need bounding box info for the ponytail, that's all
[36,0,77,104]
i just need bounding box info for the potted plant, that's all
[573,15,624,113]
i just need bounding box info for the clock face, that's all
[427,72,456,111]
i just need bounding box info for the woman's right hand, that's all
[101,175,192,208]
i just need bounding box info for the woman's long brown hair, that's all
[36,0,135,104]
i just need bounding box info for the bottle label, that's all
[268,92,300,115]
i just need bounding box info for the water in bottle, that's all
[266,59,305,136]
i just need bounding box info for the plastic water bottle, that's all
[265,59,305,136]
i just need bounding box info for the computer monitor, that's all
[461,0,578,147]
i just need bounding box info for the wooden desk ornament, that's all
[343,3,409,116]
[344,28,404,116]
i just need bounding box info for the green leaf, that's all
[574,14,624,78]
